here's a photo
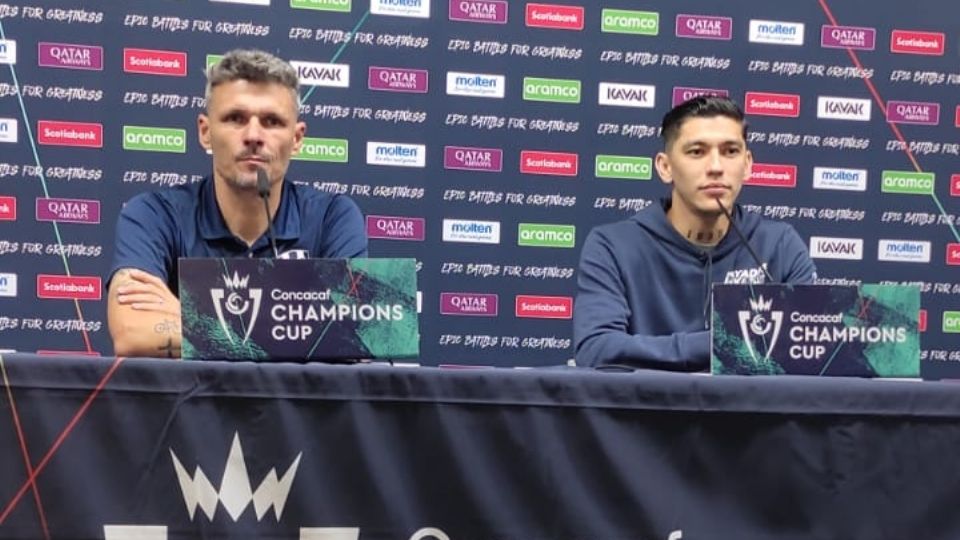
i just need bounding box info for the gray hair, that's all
[205,49,301,112]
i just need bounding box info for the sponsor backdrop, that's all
[0,0,957,373]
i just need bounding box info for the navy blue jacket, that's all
[574,198,817,371]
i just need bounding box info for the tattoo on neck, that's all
[687,229,726,245]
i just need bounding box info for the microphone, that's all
[715,198,775,283]
[256,168,280,258]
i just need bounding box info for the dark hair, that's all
[660,96,747,149]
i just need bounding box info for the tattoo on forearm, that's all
[157,338,181,359]
[153,318,181,334]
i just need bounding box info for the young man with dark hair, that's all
[574,96,816,371]
[107,49,368,358]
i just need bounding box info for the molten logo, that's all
[809,236,863,260]
[878,240,931,263]
[36,275,101,300]
[520,151,578,176]
[366,142,426,167]
[746,164,797,188]
[211,272,263,344]
[366,215,426,241]
[371,0,430,18]
[738,295,784,364]
[170,432,301,521]
[0,118,17,143]
[0,40,16,64]
[515,295,572,319]
[813,167,867,191]
[445,71,505,98]
[38,120,103,148]
[744,92,800,117]
[890,30,945,55]
[525,3,584,30]
[749,20,804,45]
[442,219,500,244]
[123,48,187,76]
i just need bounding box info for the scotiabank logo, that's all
[890,30,945,56]
[951,174,960,197]
[520,151,578,177]
[746,163,797,187]
[366,215,426,241]
[809,236,863,260]
[440,292,498,316]
[36,275,102,300]
[0,196,15,220]
[123,48,187,76]
[744,92,800,117]
[36,197,100,224]
[37,121,103,148]
[947,243,960,265]
[919,309,927,333]
[515,295,573,319]
[525,3,584,30]
[954,105,960,127]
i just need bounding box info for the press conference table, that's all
[1,354,959,540]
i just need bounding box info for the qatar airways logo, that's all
[0,118,17,143]
[886,100,939,125]
[809,236,863,260]
[515,295,572,319]
[890,30,945,55]
[36,275,101,300]
[371,0,431,18]
[520,150,578,177]
[525,3,584,30]
[366,215,426,241]
[366,142,426,167]
[442,219,500,244]
[817,96,871,121]
[440,292,498,316]
[744,92,800,117]
[449,0,507,24]
[598,82,655,108]
[0,196,15,221]
[947,243,960,266]
[746,164,797,188]
[878,240,931,263]
[675,14,732,40]
[821,25,876,50]
[38,120,103,148]
[443,146,502,172]
[36,197,100,224]
[671,87,728,107]
[813,167,867,191]
[292,61,349,88]
[446,71,505,98]
[749,19,804,45]
[368,66,428,93]
[123,48,187,76]
[38,42,103,70]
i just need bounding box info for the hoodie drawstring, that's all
[701,250,713,329]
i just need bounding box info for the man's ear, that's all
[654,151,672,186]
[197,114,211,152]
[292,121,306,155]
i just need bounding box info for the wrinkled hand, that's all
[115,269,181,319]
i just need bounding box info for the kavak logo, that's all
[446,71,505,98]
[0,196,15,220]
[749,20,804,45]
[809,236,864,260]
[813,167,867,191]
[170,432,301,521]
[886,100,939,125]
[0,118,17,143]
[292,61,349,88]
[38,120,102,148]
[817,96,871,121]
[671,87,728,107]
[440,292,498,316]
[675,14,732,40]
[946,243,960,266]
[821,25,876,50]
[123,48,187,76]
[0,40,16,64]
[520,150,578,176]
[515,295,573,319]
[211,272,263,344]
[444,146,503,172]
[738,295,784,364]
[746,164,797,188]
[36,275,101,300]
[368,66,428,93]
[890,30,945,55]
[371,0,431,18]
[526,3,584,30]
[598,82,655,108]
[744,92,800,117]
[366,215,426,241]
[38,42,103,70]
[449,0,507,24]
[36,197,100,224]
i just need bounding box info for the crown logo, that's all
[222,271,249,289]
[748,295,772,312]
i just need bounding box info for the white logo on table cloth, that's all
[738,295,784,364]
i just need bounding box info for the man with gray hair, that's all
[107,49,367,358]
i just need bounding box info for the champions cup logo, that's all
[170,432,301,521]
[738,295,784,364]
[211,272,263,344]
